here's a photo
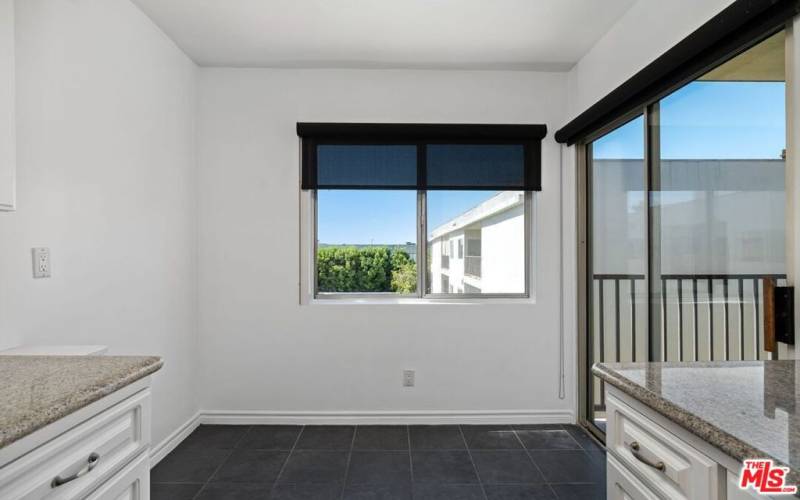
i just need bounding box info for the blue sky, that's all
[320,82,785,245]
[317,190,498,245]
[317,190,416,245]
[593,81,785,159]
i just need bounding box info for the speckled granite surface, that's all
[0,355,162,449]
[593,361,800,485]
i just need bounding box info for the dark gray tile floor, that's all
[151,424,606,500]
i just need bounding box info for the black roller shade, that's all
[555,0,800,145]
[427,144,528,189]
[317,145,417,188]
[298,123,546,191]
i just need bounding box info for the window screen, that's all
[316,145,417,189]
[426,144,526,189]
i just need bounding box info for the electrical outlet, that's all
[403,369,415,387]
[32,247,51,279]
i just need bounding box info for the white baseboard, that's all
[199,409,575,426]
[149,409,575,464]
[150,411,201,468]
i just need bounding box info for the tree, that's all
[390,250,417,294]
[317,246,417,293]
[391,261,417,294]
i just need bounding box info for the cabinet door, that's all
[608,455,661,500]
[84,452,149,500]
[727,471,763,500]
[0,0,14,211]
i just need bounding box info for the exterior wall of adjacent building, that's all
[428,193,526,295]
[591,159,786,276]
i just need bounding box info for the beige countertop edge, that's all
[0,356,163,449]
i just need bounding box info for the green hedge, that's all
[317,247,416,293]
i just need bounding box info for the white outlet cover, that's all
[403,369,415,387]
[32,247,50,279]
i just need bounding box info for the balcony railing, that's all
[591,273,786,412]
[465,256,481,277]
[441,255,449,270]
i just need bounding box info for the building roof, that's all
[428,191,524,240]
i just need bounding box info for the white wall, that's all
[197,68,573,421]
[0,0,14,211]
[0,0,199,447]
[566,0,735,121]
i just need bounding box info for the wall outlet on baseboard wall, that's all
[403,369,415,387]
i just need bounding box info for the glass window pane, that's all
[426,144,525,188]
[426,191,526,295]
[592,116,646,277]
[317,190,416,294]
[654,31,785,362]
[589,116,647,433]
[317,145,417,188]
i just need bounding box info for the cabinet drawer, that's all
[608,454,660,500]
[726,470,763,500]
[607,393,720,500]
[0,389,150,500]
[84,451,149,500]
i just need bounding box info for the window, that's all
[465,283,481,294]
[465,229,482,278]
[299,123,543,299]
[316,190,417,294]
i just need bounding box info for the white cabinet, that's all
[0,382,153,500]
[84,452,149,500]
[606,387,771,500]
[608,454,660,500]
[606,393,721,499]
[0,0,14,211]
[726,470,763,500]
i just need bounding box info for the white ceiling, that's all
[131,0,637,70]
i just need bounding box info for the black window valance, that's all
[298,123,546,191]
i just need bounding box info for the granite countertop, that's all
[593,361,800,484]
[0,355,163,449]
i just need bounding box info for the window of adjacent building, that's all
[465,283,481,294]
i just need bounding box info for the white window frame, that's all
[301,190,534,303]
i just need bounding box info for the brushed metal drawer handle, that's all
[51,452,100,488]
[629,441,665,472]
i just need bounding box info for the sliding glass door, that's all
[583,30,787,436]
[653,31,786,362]
[586,116,647,433]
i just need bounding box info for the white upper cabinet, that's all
[0,0,14,211]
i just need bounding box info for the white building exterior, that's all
[592,158,786,276]
[428,191,525,294]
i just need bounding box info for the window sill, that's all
[306,296,535,306]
